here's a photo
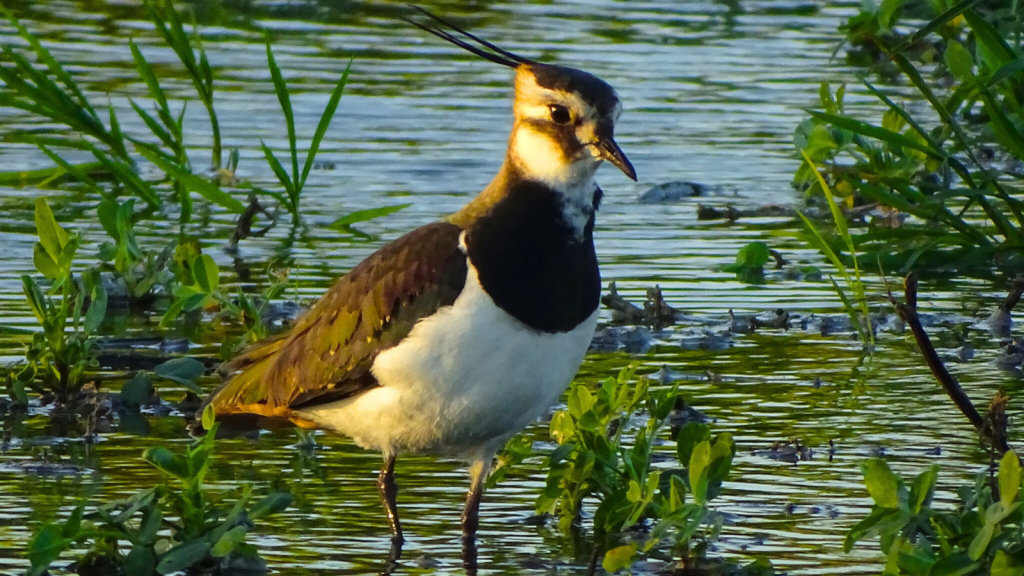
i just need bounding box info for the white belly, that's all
[296,262,598,461]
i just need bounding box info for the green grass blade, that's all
[36,144,103,192]
[300,59,351,191]
[84,143,162,209]
[129,40,170,113]
[829,275,869,344]
[135,143,245,214]
[260,141,296,200]
[265,42,298,188]
[979,90,1024,160]
[328,203,411,229]
[988,60,1024,89]
[962,10,1017,71]
[888,0,983,56]
[129,99,176,150]
[800,151,853,254]
[808,111,943,158]
[860,77,947,152]
[1,6,98,120]
[796,210,852,285]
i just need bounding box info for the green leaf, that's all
[135,144,245,213]
[143,446,190,480]
[807,111,942,158]
[626,480,643,503]
[980,91,1024,161]
[299,59,351,190]
[943,41,974,80]
[121,372,154,409]
[156,539,211,574]
[97,196,119,240]
[993,550,1024,576]
[602,544,637,573]
[877,0,904,29]
[249,492,292,520]
[266,42,298,187]
[260,142,296,207]
[1000,450,1021,508]
[34,197,68,261]
[689,440,711,505]
[62,505,83,538]
[968,521,993,560]
[211,525,247,557]
[862,459,900,509]
[33,243,59,278]
[929,553,978,576]
[22,275,49,323]
[27,524,67,574]
[328,204,412,230]
[843,507,900,552]
[192,254,219,293]
[154,356,206,388]
[125,546,156,576]
[676,422,710,464]
[909,465,938,513]
[201,403,216,432]
[962,9,1016,73]
[83,284,107,335]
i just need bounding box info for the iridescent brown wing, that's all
[207,221,466,427]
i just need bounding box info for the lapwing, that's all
[203,6,635,556]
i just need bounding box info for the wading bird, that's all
[202,6,635,564]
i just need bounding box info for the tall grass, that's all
[797,152,874,346]
[262,43,352,226]
[795,3,1024,276]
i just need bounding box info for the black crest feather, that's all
[403,6,535,68]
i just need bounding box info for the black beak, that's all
[596,137,636,181]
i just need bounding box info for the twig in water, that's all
[888,274,1011,455]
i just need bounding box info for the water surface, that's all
[0,1,1018,574]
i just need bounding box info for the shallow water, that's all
[0,1,1020,574]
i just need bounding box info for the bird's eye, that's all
[548,104,571,124]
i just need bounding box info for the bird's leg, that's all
[461,459,490,541]
[378,454,403,548]
[461,459,491,575]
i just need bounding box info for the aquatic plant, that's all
[534,366,768,574]
[95,198,175,302]
[845,451,1024,574]
[6,198,107,406]
[25,406,292,576]
[261,43,352,226]
[798,152,874,346]
[794,3,1024,276]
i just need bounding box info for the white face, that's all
[507,70,621,193]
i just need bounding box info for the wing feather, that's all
[206,221,466,427]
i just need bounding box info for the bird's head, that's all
[406,7,636,193]
[508,63,635,190]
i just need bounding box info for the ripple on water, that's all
[0,0,1016,574]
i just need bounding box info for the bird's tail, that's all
[191,336,317,437]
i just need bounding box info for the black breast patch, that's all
[464,182,601,333]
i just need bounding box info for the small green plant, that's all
[536,367,765,573]
[261,42,351,226]
[25,406,292,576]
[845,450,1024,574]
[724,241,771,284]
[11,198,107,405]
[96,197,174,301]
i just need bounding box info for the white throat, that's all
[510,125,599,238]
